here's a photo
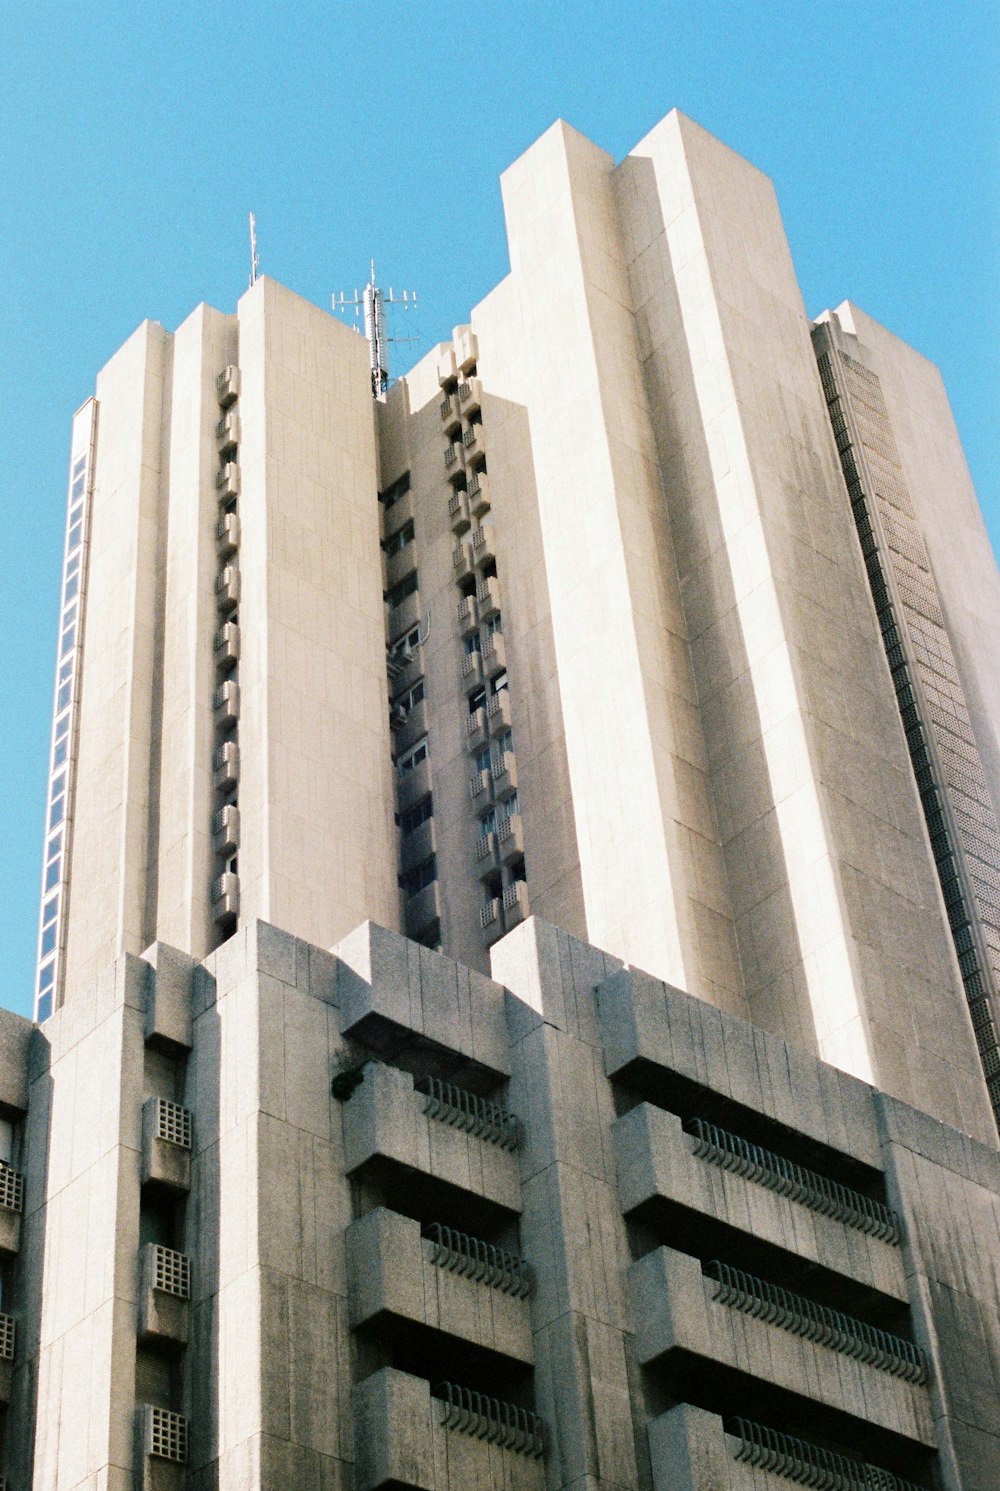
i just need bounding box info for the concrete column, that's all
[492,916,645,1490]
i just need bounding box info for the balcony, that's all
[462,423,486,467]
[346,1207,532,1363]
[137,1406,188,1491]
[491,752,518,801]
[452,542,474,584]
[386,545,418,593]
[0,1311,13,1405]
[216,365,240,407]
[141,1098,192,1195]
[630,1245,933,1445]
[399,815,435,875]
[457,376,482,416]
[0,1164,24,1257]
[437,347,458,386]
[475,830,499,878]
[439,393,461,434]
[460,651,485,694]
[213,679,239,727]
[482,634,506,679]
[480,897,502,947]
[211,803,239,856]
[476,575,500,620]
[496,814,524,867]
[454,326,478,373]
[213,741,239,792]
[342,1062,520,1216]
[471,523,495,569]
[487,691,511,735]
[215,565,240,613]
[469,769,491,804]
[466,707,488,752]
[396,755,432,816]
[215,461,241,501]
[404,880,441,941]
[213,621,239,671]
[456,594,479,638]
[353,1367,545,1491]
[215,409,240,452]
[611,1103,907,1303]
[468,470,491,520]
[211,870,239,927]
[502,881,529,930]
[216,510,240,560]
[448,489,472,535]
[443,442,463,474]
[139,1243,191,1350]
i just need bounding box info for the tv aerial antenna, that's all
[333,260,418,399]
[248,212,260,288]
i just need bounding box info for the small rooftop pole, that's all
[249,212,260,288]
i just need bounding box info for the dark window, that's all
[400,795,433,835]
[399,855,436,898]
[386,571,419,609]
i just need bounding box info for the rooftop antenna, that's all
[248,212,260,288]
[333,259,418,399]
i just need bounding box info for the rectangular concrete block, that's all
[142,942,195,1054]
[352,1367,434,1491]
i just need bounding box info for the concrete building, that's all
[6,108,997,1488]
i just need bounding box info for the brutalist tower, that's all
[0,109,997,1491]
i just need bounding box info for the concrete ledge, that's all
[613,1102,907,1301]
[630,1245,933,1446]
[142,942,195,1054]
[346,1206,533,1363]
[336,921,510,1078]
[596,965,883,1169]
[341,1062,520,1214]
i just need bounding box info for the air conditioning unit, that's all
[389,703,408,730]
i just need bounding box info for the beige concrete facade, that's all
[4,915,999,1487]
[20,103,1000,1488]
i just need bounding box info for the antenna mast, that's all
[249,212,260,288]
[333,260,417,399]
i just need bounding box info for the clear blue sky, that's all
[1,2,997,1019]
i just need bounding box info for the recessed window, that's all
[393,679,425,714]
[469,688,487,713]
[399,855,436,898]
[396,736,428,774]
[383,520,415,556]
[386,571,419,610]
[490,671,508,695]
[400,795,433,835]
[379,472,411,511]
[464,633,481,655]
[475,746,491,773]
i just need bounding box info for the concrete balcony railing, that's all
[476,573,500,619]
[466,706,488,752]
[647,1404,925,1491]
[630,1245,934,1446]
[496,814,524,867]
[215,461,240,502]
[212,679,239,727]
[468,470,491,520]
[471,522,495,568]
[404,880,441,940]
[139,1243,191,1351]
[502,881,529,930]
[0,1163,25,1256]
[136,1405,188,1491]
[490,752,517,802]
[212,741,238,793]
[215,408,239,451]
[480,898,502,948]
[346,1207,532,1363]
[353,1367,544,1491]
[141,1098,193,1196]
[448,489,472,535]
[216,365,240,407]
[211,803,239,857]
[457,376,482,416]
[452,541,475,583]
[486,690,511,735]
[612,1104,908,1303]
[342,1063,520,1217]
[456,594,479,637]
[0,1311,15,1404]
[482,634,506,679]
[454,326,478,374]
[215,510,239,559]
[213,620,240,672]
[214,565,240,613]
[475,831,499,879]
[396,755,432,816]
[460,651,485,694]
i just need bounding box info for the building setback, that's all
[3,108,996,1488]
